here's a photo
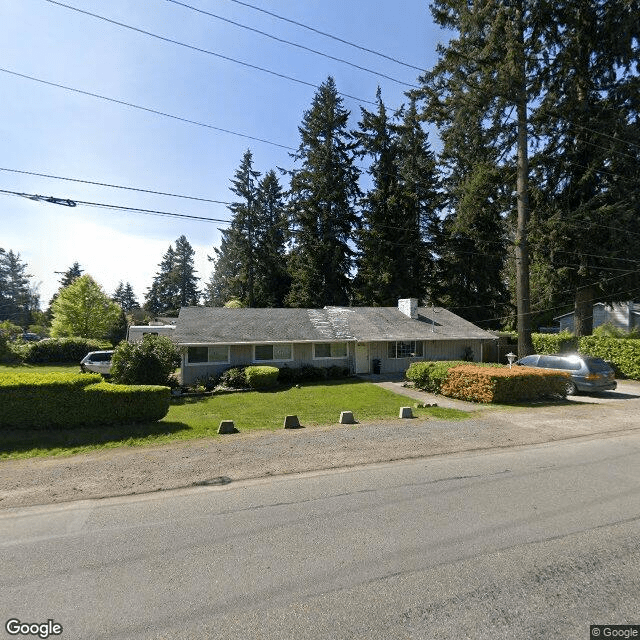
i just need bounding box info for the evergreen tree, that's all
[0,248,39,326]
[253,170,290,307]
[146,238,199,315]
[113,281,139,312]
[173,235,200,307]
[353,91,439,305]
[418,0,545,355]
[528,0,640,335]
[206,154,289,307]
[286,77,360,308]
[47,262,83,318]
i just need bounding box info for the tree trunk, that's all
[514,3,534,358]
[574,286,594,336]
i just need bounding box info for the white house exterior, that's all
[173,299,497,385]
[555,302,640,333]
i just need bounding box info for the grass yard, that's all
[0,378,472,459]
[0,363,81,375]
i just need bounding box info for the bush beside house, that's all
[406,361,567,403]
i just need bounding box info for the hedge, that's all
[530,333,640,380]
[440,365,569,403]
[22,337,111,364]
[0,372,170,429]
[406,361,502,394]
[244,366,279,389]
[579,336,640,380]
[531,331,579,355]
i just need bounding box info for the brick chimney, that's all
[398,298,418,319]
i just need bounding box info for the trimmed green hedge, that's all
[22,337,111,364]
[531,331,578,354]
[579,336,640,380]
[0,372,170,429]
[531,333,640,380]
[245,366,279,389]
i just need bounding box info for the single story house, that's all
[555,301,640,333]
[173,298,497,385]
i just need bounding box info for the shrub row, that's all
[579,336,640,380]
[0,372,170,429]
[218,364,351,390]
[440,365,569,403]
[531,333,640,380]
[405,361,502,394]
[20,337,111,364]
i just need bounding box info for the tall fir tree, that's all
[145,237,199,315]
[0,248,39,326]
[353,91,439,306]
[206,150,261,307]
[418,0,546,355]
[527,0,640,335]
[113,281,140,312]
[286,77,360,308]
[253,169,290,307]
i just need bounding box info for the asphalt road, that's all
[1,432,639,640]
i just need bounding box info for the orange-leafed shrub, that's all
[440,365,569,403]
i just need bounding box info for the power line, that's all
[162,0,417,89]
[0,189,232,224]
[0,67,296,151]
[42,0,377,106]
[223,0,427,74]
[0,167,233,206]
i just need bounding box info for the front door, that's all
[355,343,369,374]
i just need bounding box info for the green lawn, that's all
[0,363,81,375]
[0,378,472,459]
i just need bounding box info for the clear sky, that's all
[1,0,450,308]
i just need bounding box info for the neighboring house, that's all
[173,298,497,385]
[555,301,640,333]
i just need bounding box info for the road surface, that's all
[2,432,639,639]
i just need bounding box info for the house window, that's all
[187,346,229,364]
[254,344,292,362]
[387,341,424,359]
[313,342,347,359]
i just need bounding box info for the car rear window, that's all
[584,358,612,372]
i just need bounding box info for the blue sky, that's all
[1,0,450,307]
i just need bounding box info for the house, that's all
[173,299,497,385]
[555,301,640,333]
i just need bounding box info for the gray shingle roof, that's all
[174,306,495,344]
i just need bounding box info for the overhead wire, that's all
[41,0,377,106]
[223,0,428,73]
[161,0,417,88]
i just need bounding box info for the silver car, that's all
[515,354,617,395]
[80,350,114,375]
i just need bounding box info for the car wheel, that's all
[565,380,577,396]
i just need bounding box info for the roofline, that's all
[176,336,496,346]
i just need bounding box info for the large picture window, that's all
[313,342,347,359]
[387,341,424,359]
[187,345,229,364]
[254,344,292,362]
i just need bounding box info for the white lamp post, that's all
[506,352,517,369]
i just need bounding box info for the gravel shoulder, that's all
[2,380,640,510]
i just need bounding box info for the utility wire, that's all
[162,0,417,88]
[0,167,233,206]
[223,0,427,73]
[0,67,296,151]
[42,0,377,106]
